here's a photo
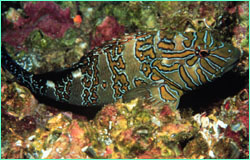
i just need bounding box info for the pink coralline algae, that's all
[236,89,249,134]
[233,25,248,42]
[221,88,249,157]
[91,16,125,48]
[2,2,73,49]
[224,3,246,15]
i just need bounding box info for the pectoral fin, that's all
[122,86,152,103]
[122,84,182,110]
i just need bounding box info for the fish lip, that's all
[223,59,239,73]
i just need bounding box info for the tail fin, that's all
[1,45,47,95]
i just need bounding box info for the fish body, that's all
[1,30,241,109]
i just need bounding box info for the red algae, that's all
[90,16,125,48]
[160,105,173,117]
[2,1,73,49]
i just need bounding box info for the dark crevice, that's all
[179,70,248,114]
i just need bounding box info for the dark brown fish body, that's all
[1,30,241,109]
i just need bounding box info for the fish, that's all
[1,30,241,109]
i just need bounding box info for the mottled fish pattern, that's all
[1,30,241,109]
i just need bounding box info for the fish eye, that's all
[199,50,210,57]
[195,47,210,58]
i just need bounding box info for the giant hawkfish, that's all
[1,30,241,110]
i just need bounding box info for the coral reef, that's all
[2,87,248,158]
[2,1,73,49]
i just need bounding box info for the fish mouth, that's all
[223,59,239,74]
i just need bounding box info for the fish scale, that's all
[1,30,241,109]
